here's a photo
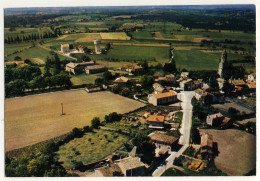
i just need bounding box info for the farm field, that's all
[5,90,145,151]
[4,46,72,64]
[90,45,170,64]
[199,129,256,176]
[56,129,129,169]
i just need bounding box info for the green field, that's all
[56,129,129,169]
[5,46,74,64]
[90,45,170,64]
[70,73,103,85]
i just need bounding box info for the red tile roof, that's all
[153,91,177,99]
[148,132,179,144]
[147,115,165,123]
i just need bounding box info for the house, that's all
[206,113,232,128]
[120,64,143,73]
[180,79,193,91]
[193,79,203,89]
[148,132,179,151]
[61,44,70,53]
[116,157,147,176]
[5,60,28,67]
[247,82,256,93]
[216,78,225,90]
[85,65,108,74]
[113,76,129,86]
[65,61,95,74]
[153,83,166,94]
[147,115,165,129]
[194,89,217,104]
[229,79,247,92]
[148,91,177,106]
[76,45,85,53]
[181,72,189,79]
[247,73,256,82]
[200,133,214,160]
[154,74,177,84]
[94,163,123,177]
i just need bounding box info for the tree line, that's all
[5,54,72,97]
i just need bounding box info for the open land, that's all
[199,129,256,176]
[56,129,129,169]
[5,90,144,151]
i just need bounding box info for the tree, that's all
[103,71,113,81]
[222,82,235,95]
[14,56,22,61]
[91,117,101,129]
[95,77,104,85]
[71,128,83,138]
[80,54,91,62]
[112,84,121,94]
[140,75,154,88]
[120,88,131,97]
[163,60,177,73]
[132,131,155,164]
[53,54,61,75]
[104,112,122,123]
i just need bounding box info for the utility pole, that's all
[61,103,64,116]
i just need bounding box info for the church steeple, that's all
[218,50,228,78]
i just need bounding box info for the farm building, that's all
[147,115,165,129]
[154,74,177,84]
[65,61,95,74]
[76,45,86,53]
[200,133,214,160]
[206,113,232,128]
[180,79,193,91]
[61,43,70,53]
[115,157,147,176]
[5,60,28,67]
[148,132,179,151]
[153,83,166,94]
[120,64,143,73]
[194,89,217,104]
[247,73,256,82]
[85,65,108,74]
[181,72,189,79]
[113,76,129,86]
[148,91,177,106]
[94,163,123,177]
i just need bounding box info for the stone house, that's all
[116,157,147,176]
[65,61,95,74]
[147,115,165,129]
[148,91,177,106]
[85,65,108,74]
[148,132,179,151]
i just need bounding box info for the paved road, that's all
[152,91,195,177]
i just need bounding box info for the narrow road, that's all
[152,91,195,176]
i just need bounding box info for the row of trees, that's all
[5,32,57,44]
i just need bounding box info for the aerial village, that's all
[4,5,256,177]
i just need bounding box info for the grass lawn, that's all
[56,129,129,169]
[5,90,145,151]
[70,73,103,85]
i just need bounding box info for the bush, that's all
[104,112,122,123]
[91,117,101,129]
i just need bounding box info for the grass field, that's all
[5,90,145,151]
[90,45,170,64]
[100,32,130,40]
[199,129,256,176]
[70,73,103,85]
[56,129,129,169]
[5,46,72,64]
